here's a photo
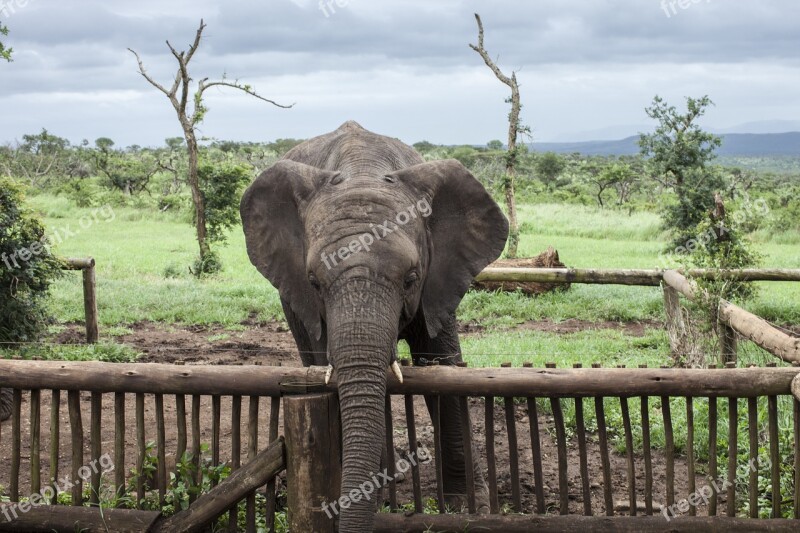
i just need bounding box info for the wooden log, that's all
[768,394,780,518]
[640,394,653,516]
[430,396,445,513]
[458,395,477,514]
[405,394,423,513]
[211,395,221,489]
[748,397,758,518]
[10,390,20,502]
[574,395,591,516]
[90,392,101,505]
[0,505,160,532]
[504,395,522,512]
[228,395,241,533]
[662,284,688,360]
[482,397,497,514]
[794,397,800,520]
[526,397,545,514]
[726,396,738,517]
[720,324,738,364]
[550,395,569,515]
[792,374,800,401]
[155,394,166,506]
[175,395,186,476]
[264,396,280,533]
[3,361,799,398]
[707,396,718,516]
[82,264,99,344]
[663,270,800,363]
[49,390,61,504]
[661,396,674,508]
[136,393,145,508]
[372,514,800,533]
[475,266,800,285]
[284,393,340,533]
[686,397,695,516]
[594,395,613,516]
[151,437,285,533]
[67,390,83,506]
[61,257,96,270]
[620,396,636,516]
[114,392,125,506]
[191,395,202,497]
[245,396,258,529]
[30,389,41,497]
[475,267,663,286]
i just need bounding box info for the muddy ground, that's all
[1,319,711,517]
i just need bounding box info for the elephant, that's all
[240,121,508,532]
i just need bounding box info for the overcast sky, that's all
[1,0,799,147]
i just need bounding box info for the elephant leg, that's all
[281,299,328,366]
[405,314,488,513]
[0,387,12,422]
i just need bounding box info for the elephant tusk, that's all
[391,361,404,384]
[324,365,333,385]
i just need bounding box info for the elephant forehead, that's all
[305,185,422,227]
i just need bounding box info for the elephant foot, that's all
[443,484,490,514]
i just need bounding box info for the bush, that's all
[0,177,62,344]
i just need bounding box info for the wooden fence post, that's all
[720,323,738,364]
[82,261,98,344]
[284,393,341,533]
[662,284,688,360]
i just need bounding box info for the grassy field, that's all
[24,194,800,369]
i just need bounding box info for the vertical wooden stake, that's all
[719,323,738,364]
[82,262,99,344]
[663,284,687,360]
[285,393,340,533]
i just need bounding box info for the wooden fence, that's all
[61,258,98,344]
[2,361,800,532]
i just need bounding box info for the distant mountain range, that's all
[528,132,800,157]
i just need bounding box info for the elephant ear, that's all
[388,159,509,337]
[240,160,340,341]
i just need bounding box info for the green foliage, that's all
[0,20,11,62]
[0,178,62,344]
[486,139,504,150]
[534,152,566,190]
[197,162,251,245]
[94,139,157,195]
[639,95,724,249]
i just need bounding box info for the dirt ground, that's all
[1,319,709,517]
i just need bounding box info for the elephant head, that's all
[241,131,507,531]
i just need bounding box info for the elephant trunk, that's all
[326,277,400,533]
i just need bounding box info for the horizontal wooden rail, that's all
[59,257,98,343]
[476,267,800,285]
[1,361,798,398]
[60,257,96,270]
[373,514,800,532]
[0,506,160,532]
[663,270,800,363]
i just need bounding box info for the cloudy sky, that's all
[1,0,799,147]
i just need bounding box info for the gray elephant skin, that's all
[240,121,508,532]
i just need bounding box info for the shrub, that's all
[0,177,62,344]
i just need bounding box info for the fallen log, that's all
[662,270,800,364]
[472,246,570,295]
[151,437,285,533]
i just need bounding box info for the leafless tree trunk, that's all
[470,13,522,258]
[129,20,292,266]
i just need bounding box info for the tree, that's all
[0,177,62,345]
[470,13,528,258]
[3,129,74,187]
[535,152,565,191]
[129,20,292,273]
[1,20,12,62]
[639,95,723,249]
[93,138,156,195]
[486,139,503,151]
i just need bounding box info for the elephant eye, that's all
[404,271,419,289]
[308,273,321,290]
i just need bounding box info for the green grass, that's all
[22,194,799,363]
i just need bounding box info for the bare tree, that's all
[129,20,292,268]
[470,13,526,258]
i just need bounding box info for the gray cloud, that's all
[0,0,798,145]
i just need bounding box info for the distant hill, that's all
[529,132,800,157]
